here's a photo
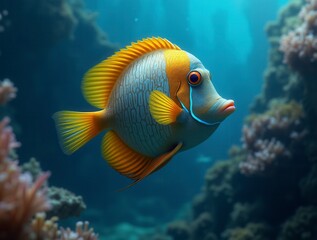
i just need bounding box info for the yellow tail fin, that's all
[53,110,106,154]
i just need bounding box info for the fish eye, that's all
[187,71,202,86]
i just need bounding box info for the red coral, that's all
[0,117,50,240]
[0,80,99,239]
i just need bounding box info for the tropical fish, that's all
[54,37,235,186]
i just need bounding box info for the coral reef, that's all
[280,0,317,74]
[279,0,317,135]
[0,117,50,240]
[0,81,99,239]
[21,158,86,220]
[239,101,306,175]
[0,83,50,239]
[31,213,98,240]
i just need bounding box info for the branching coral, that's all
[31,213,98,240]
[60,221,98,240]
[0,117,51,239]
[280,0,317,73]
[0,84,50,239]
[280,0,317,133]
[240,138,290,175]
[0,87,51,238]
[30,213,59,239]
[239,101,307,175]
[0,80,99,239]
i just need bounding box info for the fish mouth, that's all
[220,99,235,115]
[193,98,235,125]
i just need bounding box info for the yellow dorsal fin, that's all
[102,131,182,188]
[149,90,183,125]
[82,37,181,109]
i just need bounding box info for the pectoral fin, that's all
[149,90,183,125]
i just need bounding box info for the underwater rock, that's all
[300,164,317,204]
[0,0,115,71]
[222,223,273,240]
[47,186,86,219]
[191,212,214,240]
[21,158,43,181]
[0,0,116,169]
[229,202,265,228]
[251,0,304,112]
[278,206,317,240]
[204,160,238,204]
[1,0,77,51]
[200,159,241,235]
[166,221,191,240]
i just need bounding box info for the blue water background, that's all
[28,0,289,235]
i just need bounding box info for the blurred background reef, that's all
[0,0,317,239]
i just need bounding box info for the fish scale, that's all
[109,50,173,157]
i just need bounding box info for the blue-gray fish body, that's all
[54,37,235,185]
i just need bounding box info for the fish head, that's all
[176,52,235,125]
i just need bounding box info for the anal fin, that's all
[102,131,182,189]
[129,142,183,188]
